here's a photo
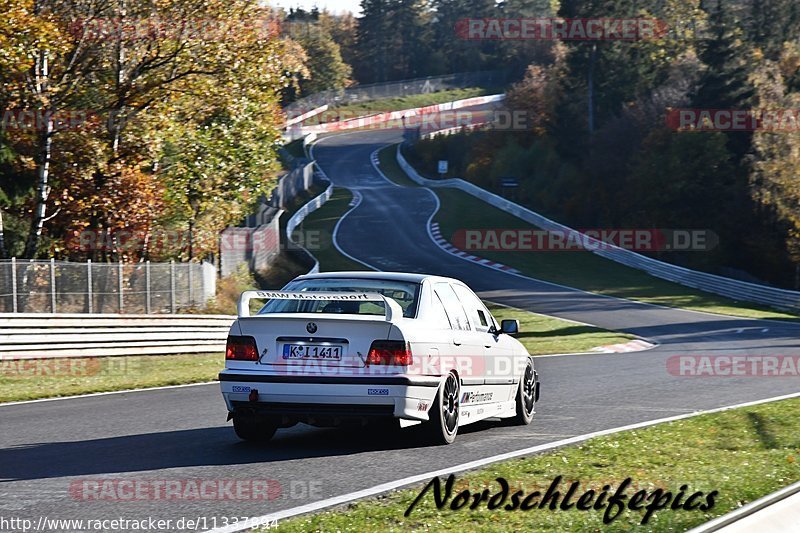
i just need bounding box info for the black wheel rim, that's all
[522,365,535,414]
[442,373,459,434]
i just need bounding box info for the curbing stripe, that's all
[428,222,522,274]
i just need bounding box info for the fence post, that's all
[188,261,194,307]
[170,260,176,314]
[11,256,17,313]
[145,260,151,314]
[118,261,124,313]
[201,262,206,304]
[87,259,93,313]
[50,258,56,313]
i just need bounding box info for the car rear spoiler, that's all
[237,290,405,321]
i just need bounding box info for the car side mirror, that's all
[501,319,520,336]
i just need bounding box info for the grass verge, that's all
[377,145,800,321]
[270,396,800,532]
[487,304,635,356]
[0,353,222,403]
[287,187,369,272]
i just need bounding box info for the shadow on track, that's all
[0,419,498,482]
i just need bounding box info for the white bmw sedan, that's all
[219,272,539,444]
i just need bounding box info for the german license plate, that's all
[283,344,342,360]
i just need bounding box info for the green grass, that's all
[298,187,370,272]
[378,145,420,188]
[377,145,800,321]
[303,88,495,126]
[487,304,636,355]
[271,396,800,532]
[0,353,222,403]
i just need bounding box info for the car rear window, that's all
[257,278,421,318]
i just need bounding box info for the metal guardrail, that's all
[421,122,493,139]
[396,146,800,313]
[0,314,234,360]
[282,133,333,276]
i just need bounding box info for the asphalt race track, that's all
[3,109,800,530]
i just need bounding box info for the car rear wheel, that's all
[232,413,278,442]
[424,371,460,445]
[513,359,537,425]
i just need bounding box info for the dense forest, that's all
[2,0,800,289]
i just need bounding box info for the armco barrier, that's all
[422,122,492,139]
[286,176,334,275]
[293,94,506,137]
[0,314,234,360]
[286,104,329,127]
[396,146,800,312]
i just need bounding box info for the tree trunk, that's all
[0,207,8,259]
[23,48,54,259]
[24,124,53,258]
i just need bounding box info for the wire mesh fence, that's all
[0,259,216,314]
[285,69,510,118]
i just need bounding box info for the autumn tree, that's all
[0,0,104,259]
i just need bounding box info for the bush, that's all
[198,265,257,316]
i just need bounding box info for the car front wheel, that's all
[424,371,460,444]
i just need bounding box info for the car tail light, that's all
[367,340,413,366]
[226,336,259,361]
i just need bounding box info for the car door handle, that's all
[484,344,492,349]
[453,339,462,346]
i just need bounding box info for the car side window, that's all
[453,284,494,333]
[431,291,453,329]
[434,283,471,331]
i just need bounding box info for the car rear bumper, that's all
[219,371,442,422]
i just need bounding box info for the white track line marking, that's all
[205,391,800,533]
[308,139,380,272]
